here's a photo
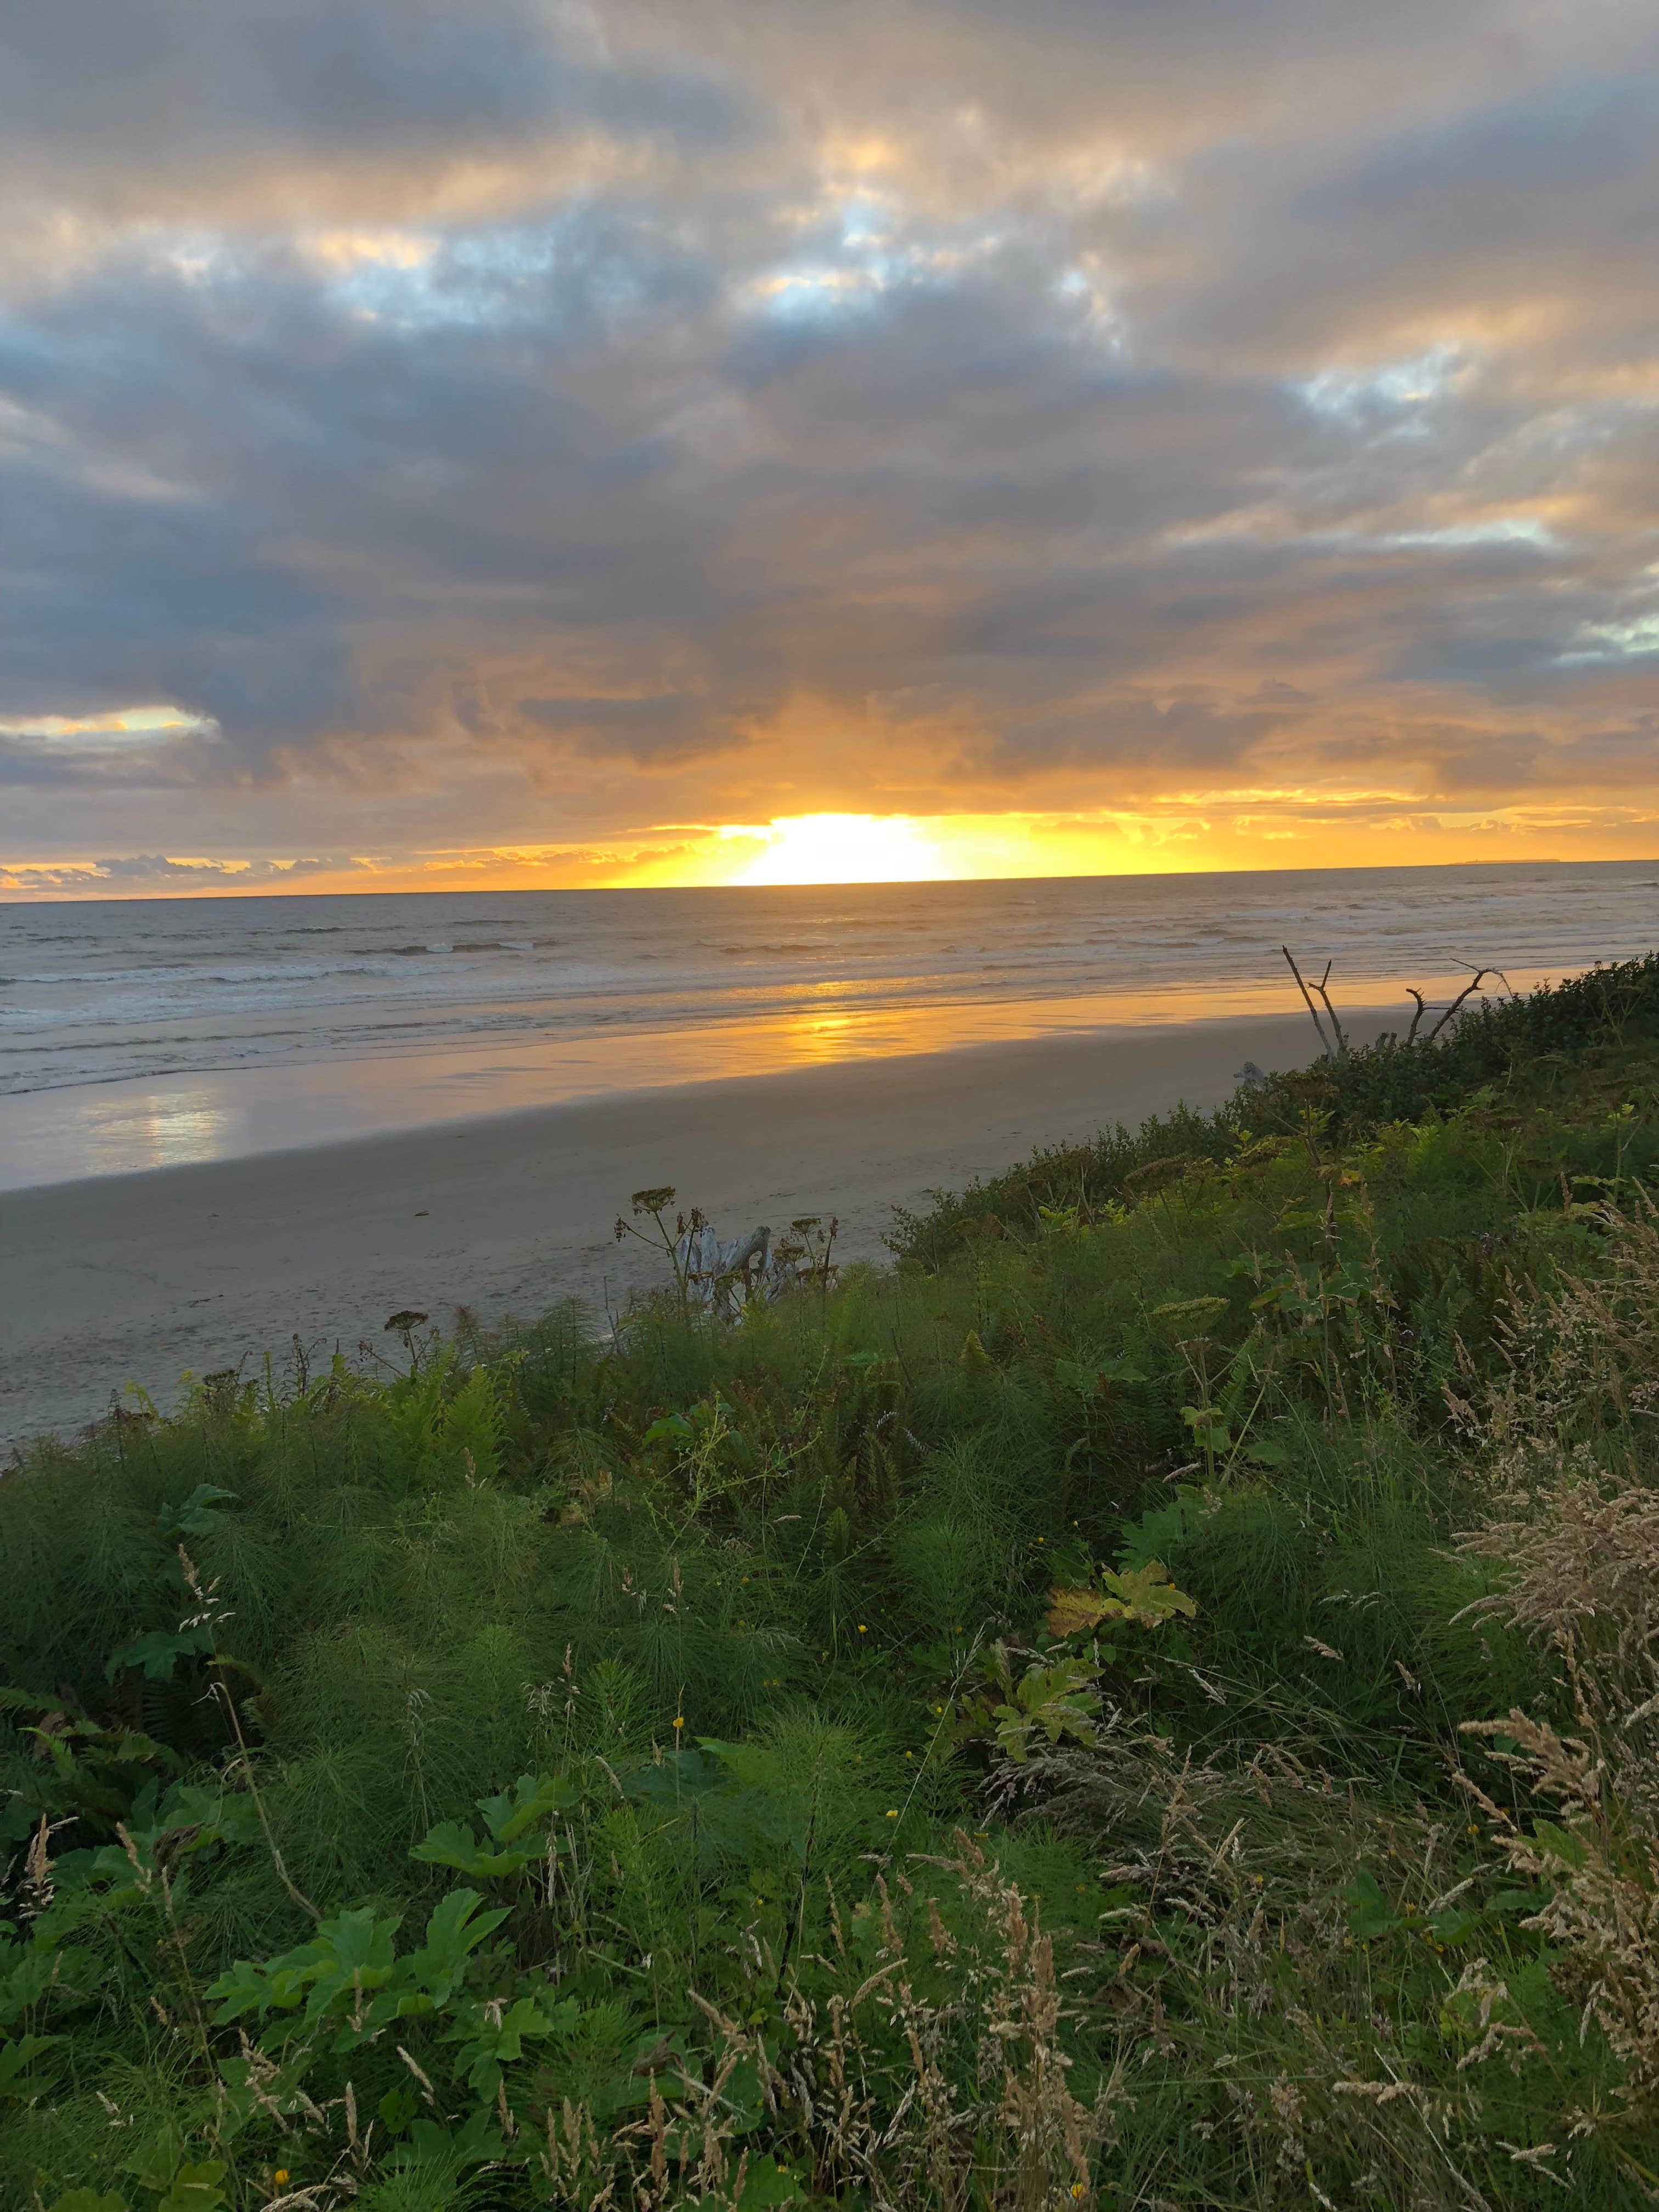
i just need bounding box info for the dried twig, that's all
[1282,946,1336,1060]
[1427,969,1495,1042]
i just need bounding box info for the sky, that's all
[4,1,1659,896]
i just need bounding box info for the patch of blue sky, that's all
[1374,517,1560,550]
[752,263,889,319]
[1558,611,1659,663]
[1054,263,1127,347]
[1294,343,1468,423]
[0,705,218,747]
[748,191,1006,323]
[304,222,601,332]
[1169,514,1558,556]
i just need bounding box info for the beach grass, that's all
[8,960,1659,2207]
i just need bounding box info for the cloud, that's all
[0,853,363,893]
[3,0,1659,878]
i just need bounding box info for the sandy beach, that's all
[0,1008,1397,1447]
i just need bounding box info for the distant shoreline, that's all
[0,851,1611,909]
[0,1006,1400,1449]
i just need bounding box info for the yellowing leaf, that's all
[1098,1559,1198,1627]
[1045,1586,1113,1638]
[1046,1561,1197,1639]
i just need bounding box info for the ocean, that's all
[1,860,1656,1187]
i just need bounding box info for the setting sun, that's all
[730,814,949,887]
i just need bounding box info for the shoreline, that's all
[0,972,1485,1194]
[0,1008,1394,1447]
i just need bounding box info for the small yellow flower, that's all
[885,1808,899,1819]
[673,1716,685,1730]
[1071,2187,1086,2202]
[857,1623,867,1633]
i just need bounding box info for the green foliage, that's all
[10,963,1659,2203]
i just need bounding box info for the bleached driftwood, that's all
[1283,949,1515,1059]
[673,1216,837,1319]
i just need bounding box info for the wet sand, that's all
[0,1009,1393,1447]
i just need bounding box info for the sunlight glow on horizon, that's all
[14,803,1659,899]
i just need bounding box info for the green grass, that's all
[8,960,1659,2208]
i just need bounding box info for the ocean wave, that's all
[2,864,1654,1100]
[713,940,837,955]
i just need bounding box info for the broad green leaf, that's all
[1243,1437,1291,1468]
[156,2164,227,2212]
[0,2031,61,2100]
[1530,1818,1590,1870]
[1344,1870,1400,1941]
[105,1625,217,1684]
[410,1820,533,1881]
[316,1906,398,1984]
[162,1483,238,1536]
[476,1769,576,1844]
[1098,1560,1198,1628]
[407,1888,510,2005]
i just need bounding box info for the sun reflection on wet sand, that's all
[0,964,1565,1192]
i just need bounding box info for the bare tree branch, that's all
[1282,946,1334,1059]
[1405,988,1427,1046]
[1311,959,1349,1056]
[1427,969,1494,1042]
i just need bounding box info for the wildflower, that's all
[1071,2188,1086,2202]
[885,1808,899,1819]
[857,1623,867,1633]
[673,1716,685,1731]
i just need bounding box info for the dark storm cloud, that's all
[0,1,750,212]
[3,0,1659,863]
[520,693,738,766]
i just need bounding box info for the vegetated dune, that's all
[7,960,1659,2208]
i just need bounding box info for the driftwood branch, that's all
[1282,946,1336,1060]
[1311,958,1348,1057]
[1427,968,1495,1042]
[1285,949,1506,1061]
[672,1215,839,1320]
